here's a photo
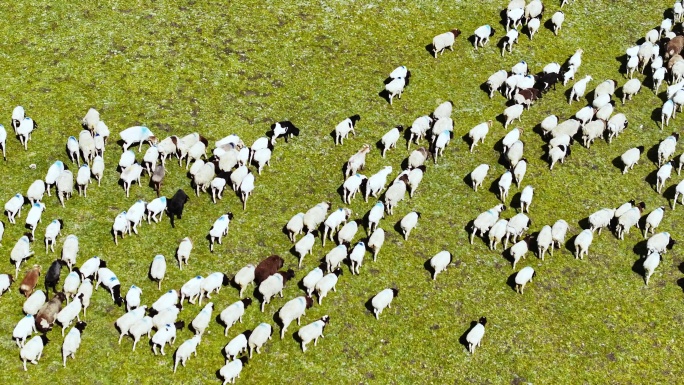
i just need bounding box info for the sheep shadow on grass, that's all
[497,9,508,29]
[632,239,649,258]
[393,219,405,239]
[611,155,624,173]
[663,184,678,206]
[506,272,518,293]
[462,172,473,190]
[510,192,522,212]
[488,177,502,200]
[495,113,507,128]
[543,18,555,34]
[651,107,663,129]
[459,321,478,353]
[564,233,579,257]
[646,143,661,166]
[424,43,434,57]
[479,81,491,97]
[631,256,646,282]
[615,54,629,78]
[423,258,435,280]
[577,216,591,231]
[644,169,659,193]
[378,89,391,105]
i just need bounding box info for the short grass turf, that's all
[0,1,681,384]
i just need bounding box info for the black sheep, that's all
[166,189,189,228]
[45,260,63,293]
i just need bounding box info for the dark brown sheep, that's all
[35,292,66,332]
[20,265,41,297]
[667,36,684,59]
[254,255,284,285]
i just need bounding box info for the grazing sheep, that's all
[303,201,330,233]
[62,321,86,367]
[62,269,81,302]
[279,296,314,339]
[487,71,508,98]
[82,108,99,132]
[432,29,461,57]
[349,241,366,275]
[643,207,665,237]
[302,268,324,297]
[151,290,180,313]
[515,266,536,294]
[315,269,342,305]
[617,146,643,175]
[334,115,361,145]
[551,11,564,35]
[125,285,142,312]
[621,78,641,104]
[208,213,233,252]
[12,236,35,276]
[322,208,351,246]
[433,100,453,120]
[429,251,452,280]
[569,75,592,104]
[17,117,37,150]
[466,317,487,354]
[432,129,452,162]
[380,126,403,157]
[251,148,271,175]
[150,254,167,290]
[67,136,80,165]
[20,334,49,371]
[220,299,252,336]
[527,16,541,39]
[76,164,91,197]
[13,314,37,347]
[145,196,166,224]
[574,106,595,127]
[157,136,178,166]
[468,121,493,152]
[95,267,123,306]
[502,29,519,56]
[384,176,409,214]
[408,147,430,169]
[172,335,202,372]
[35,292,66,332]
[662,100,675,128]
[505,213,531,248]
[385,77,406,105]
[470,204,506,244]
[337,220,359,245]
[119,150,136,171]
[56,170,74,208]
[181,275,204,305]
[606,114,629,143]
[5,193,26,224]
[364,166,392,202]
[129,316,153,351]
[642,251,662,286]
[519,185,534,213]
[646,232,676,255]
[78,130,95,165]
[510,237,532,269]
[191,302,214,335]
[89,155,105,187]
[0,272,12,297]
[79,256,106,281]
[20,265,41,298]
[43,161,64,198]
[142,145,159,175]
[171,237,192,270]
[11,106,24,133]
[254,255,284,285]
[248,322,273,358]
[239,171,255,210]
[224,331,249,361]
[76,279,93,318]
[659,134,679,167]
[657,162,673,194]
[367,202,385,233]
[407,116,432,148]
[26,180,46,205]
[488,219,508,251]
[346,144,371,178]
[505,140,524,168]
[298,315,330,352]
[400,212,421,240]
[295,231,316,268]
[285,212,305,243]
[22,288,47,316]
[474,25,495,49]
[589,208,615,235]
[535,225,553,260]
[151,321,184,355]
[125,200,146,236]
[504,104,524,129]
[112,211,129,245]
[574,229,594,259]
[325,244,348,273]
[95,120,110,144]
[55,293,83,336]
[550,219,569,256]
[540,115,559,137]
[119,126,157,152]
[199,273,229,305]
[25,202,45,238]
[549,145,571,170]
[166,189,189,229]
[674,180,684,209]
[258,269,295,311]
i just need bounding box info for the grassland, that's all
[0,1,681,384]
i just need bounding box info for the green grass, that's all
[0,1,681,384]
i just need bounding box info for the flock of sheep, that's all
[2,0,684,382]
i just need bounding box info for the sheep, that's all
[334,115,361,145]
[642,251,662,286]
[95,120,110,144]
[656,162,673,194]
[432,29,461,57]
[11,236,35,276]
[220,298,252,336]
[24,202,45,238]
[408,147,430,169]
[539,115,559,137]
[56,293,83,335]
[177,133,202,164]
[400,211,421,240]
[298,315,330,352]
[466,317,487,354]
[346,144,371,178]
[167,189,190,228]
[79,256,106,281]
[59,321,87,368]
[619,78,642,105]
[315,269,342,305]
[209,172,229,203]
[76,279,92,318]
[574,229,594,259]
[120,163,144,198]
[21,285,42,316]
[249,148,271,175]
[515,266,536,294]
[143,197,167,225]
[35,292,66,332]
[78,130,95,165]
[385,77,406,105]
[606,114,629,143]
[56,170,74,208]
[487,70,508,98]
[20,334,49,371]
[17,117,37,150]
[674,179,684,209]
[646,232,676,255]
[181,275,204,305]
[322,208,351,246]
[236,170,255,210]
[5,193,26,224]
[198,273,229,305]
[0,272,12,298]
[549,219,569,256]
[191,302,214,335]
[118,152,135,175]
[505,140,524,168]
[569,75,592,104]
[170,238,192,272]
[111,211,129,245]
[487,219,508,251]
[510,237,532,269]
[337,220,359,245]
[349,241,366,275]
[429,251,452,280]
[124,285,142,312]
[302,268,324,298]
[95,267,123,305]
[13,314,37,347]
[498,172,512,200]
[67,136,80,165]
[468,121,493,152]
[361,167,392,203]
[676,0,684,23]
[87,156,104,187]
[248,322,273,358]
[470,204,506,244]
[119,126,156,152]
[504,104,524,129]
[232,265,256,296]
[659,134,679,167]
[292,230,315,267]
[643,207,665,237]
[156,136,178,166]
[224,331,249,361]
[517,185,534,213]
[146,254,168,290]
[153,306,184,332]
[128,316,153,351]
[125,200,146,235]
[151,321,184,355]
[62,270,81,302]
[258,269,294,312]
[325,244,348,273]
[278,296,314,339]
[209,212,233,252]
[81,108,99,132]
[551,11,565,35]
[19,265,41,298]
[74,164,92,197]
[548,145,571,170]
[384,176,409,214]
[653,67,666,94]
[11,106,24,133]
[502,29,519,56]
[151,290,179,313]
[505,213,531,248]
[589,208,615,235]
[142,145,159,175]
[367,201,385,233]
[24,181,45,207]
[473,25,495,49]
[408,116,432,148]
[662,99,676,129]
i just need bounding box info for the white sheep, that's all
[519,185,534,213]
[549,145,571,170]
[149,254,166,290]
[248,322,272,357]
[658,134,678,167]
[303,201,330,232]
[278,296,313,339]
[20,335,49,371]
[346,144,370,178]
[62,321,86,367]
[176,237,193,269]
[662,100,675,128]
[298,315,330,352]
[337,220,358,245]
[642,251,662,286]
[657,162,673,193]
[5,193,25,224]
[574,229,594,259]
[468,121,492,152]
[191,302,213,335]
[119,126,156,152]
[56,170,74,208]
[380,126,403,157]
[128,316,153,351]
[220,299,252,336]
[364,166,392,202]
[325,244,348,273]
[11,106,24,133]
[0,273,11,298]
[505,213,530,248]
[315,270,341,305]
[569,49,584,70]
[199,273,228,305]
[25,202,45,238]
[407,115,432,148]
[550,220,569,256]
[252,148,271,175]
[349,241,366,275]
[63,270,81,302]
[67,136,80,165]
[646,232,675,255]
[367,202,384,233]
[613,145,641,174]
[342,173,366,204]
[607,114,628,143]
[285,212,305,243]
[293,231,315,268]
[515,266,535,294]
[11,236,34,276]
[56,294,83,335]
[125,285,142,312]
[25,180,45,205]
[504,104,524,129]
[527,16,541,39]
[551,11,564,35]
[76,279,93,318]
[429,251,452,280]
[643,207,665,237]
[23,290,46,316]
[653,67,666,94]
[622,79,641,104]
[209,213,233,252]
[74,164,90,197]
[540,115,558,136]
[384,176,409,214]
[78,130,95,165]
[334,115,361,145]
[432,29,461,57]
[371,288,398,319]
[466,317,487,354]
[589,208,615,235]
[470,204,506,244]
[322,208,351,246]
[151,322,182,355]
[488,219,508,251]
[90,155,104,186]
[487,70,508,98]
[385,77,406,105]
[220,359,244,384]
[469,164,489,192]
[502,29,519,56]
[112,211,128,245]
[510,237,531,269]
[474,25,495,49]
[505,140,524,168]
[125,200,146,235]
[181,275,204,305]
[13,314,37,347]
[17,117,37,150]
[569,75,592,104]
[674,179,684,209]
[408,147,429,169]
